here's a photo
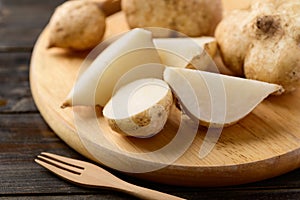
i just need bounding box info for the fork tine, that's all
[35,158,81,183]
[37,155,83,174]
[40,152,86,168]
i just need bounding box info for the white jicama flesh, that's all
[163,67,283,127]
[62,28,162,108]
[153,37,217,71]
[103,78,173,138]
[113,63,165,95]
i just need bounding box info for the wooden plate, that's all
[30,12,300,186]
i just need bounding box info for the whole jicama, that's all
[215,0,300,92]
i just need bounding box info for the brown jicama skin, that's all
[48,0,121,51]
[215,0,300,93]
[122,0,222,37]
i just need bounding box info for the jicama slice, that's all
[62,28,161,108]
[103,78,173,138]
[163,67,282,127]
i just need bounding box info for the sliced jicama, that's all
[61,28,161,108]
[153,37,217,70]
[163,67,283,127]
[103,78,173,138]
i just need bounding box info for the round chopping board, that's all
[30,11,300,186]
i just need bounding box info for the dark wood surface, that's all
[1,0,300,199]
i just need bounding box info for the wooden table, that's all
[1,0,300,199]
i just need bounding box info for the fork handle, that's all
[118,182,186,200]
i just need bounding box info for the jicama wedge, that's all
[62,28,161,108]
[154,37,217,70]
[163,67,283,127]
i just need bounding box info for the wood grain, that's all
[29,10,300,186]
[0,53,37,113]
[1,0,300,199]
[0,0,65,51]
[2,115,300,198]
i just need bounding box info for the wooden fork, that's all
[35,152,185,200]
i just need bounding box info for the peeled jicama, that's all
[62,28,162,108]
[153,37,217,71]
[163,67,283,127]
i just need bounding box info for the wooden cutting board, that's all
[30,10,300,186]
